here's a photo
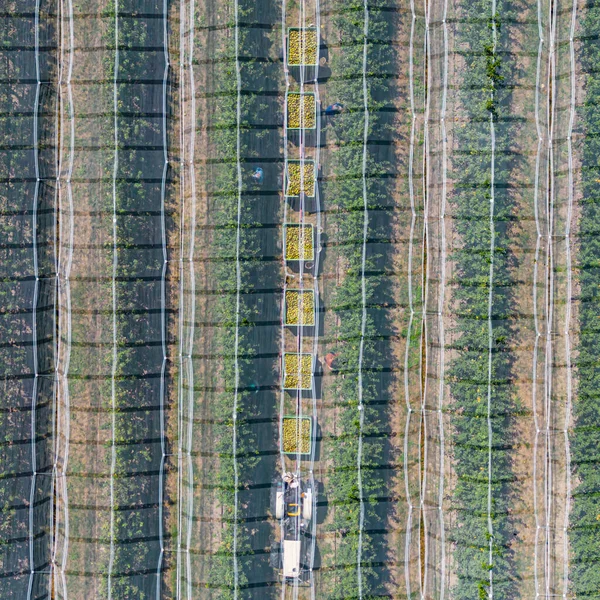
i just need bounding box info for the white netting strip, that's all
[562,0,577,595]
[485,1,499,595]
[107,2,120,595]
[403,1,419,595]
[355,0,370,594]
[28,0,42,596]
[55,0,75,595]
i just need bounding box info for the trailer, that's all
[270,472,315,582]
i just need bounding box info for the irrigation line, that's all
[532,0,545,590]
[27,0,42,595]
[232,0,243,590]
[403,1,418,594]
[486,2,499,595]
[156,0,171,594]
[107,0,120,594]
[355,0,370,594]
[562,0,577,594]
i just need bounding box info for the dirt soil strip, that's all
[59,0,115,596]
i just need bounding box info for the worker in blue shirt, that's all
[251,167,264,184]
[324,102,344,115]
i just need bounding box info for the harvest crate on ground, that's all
[287,27,318,66]
[286,92,316,130]
[285,160,316,197]
[282,416,313,455]
[284,289,315,326]
[283,352,314,390]
[284,223,314,261]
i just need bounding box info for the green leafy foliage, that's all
[200,2,281,597]
[448,2,518,599]
[106,3,171,597]
[323,0,397,597]
[571,3,600,596]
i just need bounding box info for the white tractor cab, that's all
[270,472,314,581]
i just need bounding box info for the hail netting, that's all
[421,0,450,594]
[314,0,404,597]
[186,0,283,594]
[176,0,197,595]
[446,0,517,597]
[109,1,170,596]
[403,0,427,593]
[54,0,173,596]
[443,0,557,596]
[531,0,576,593]
[54,0,75,593]
[55,0,117,594]
[0,1,57,596]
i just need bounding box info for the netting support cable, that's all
[156,0,171,594]
[562,0,577,595]
[54,0,75,595]
[308,0,323,596]
[486,1,499,596]
[232,0,243,591]
[421,0,431,593]
[107,0,120,595]
[532,0,544,590]
[543,0,557,592]
[436,0,449,594]
[403,1,418,595]
[278,2,289,596]
[176,0,186,592]
[28,0,42,596]
[356,0,370,595]
[176,0,198,597]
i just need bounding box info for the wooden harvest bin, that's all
[287,27,318,66]
[283,352,313,390]
[286,92,316,130]
[284,223,314,261]
[285,160,316,198]
[282,416,313,455]
[284,289,315,326]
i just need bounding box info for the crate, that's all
[287,27,318,66]
[283,289,315,326]
[284,223,314,261]
[285,159,316,198]
[286,92,317,130]
[282,416,313,455]
[283,352,314,390]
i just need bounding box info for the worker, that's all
[251,167,264,183]
[324,102,344,115]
